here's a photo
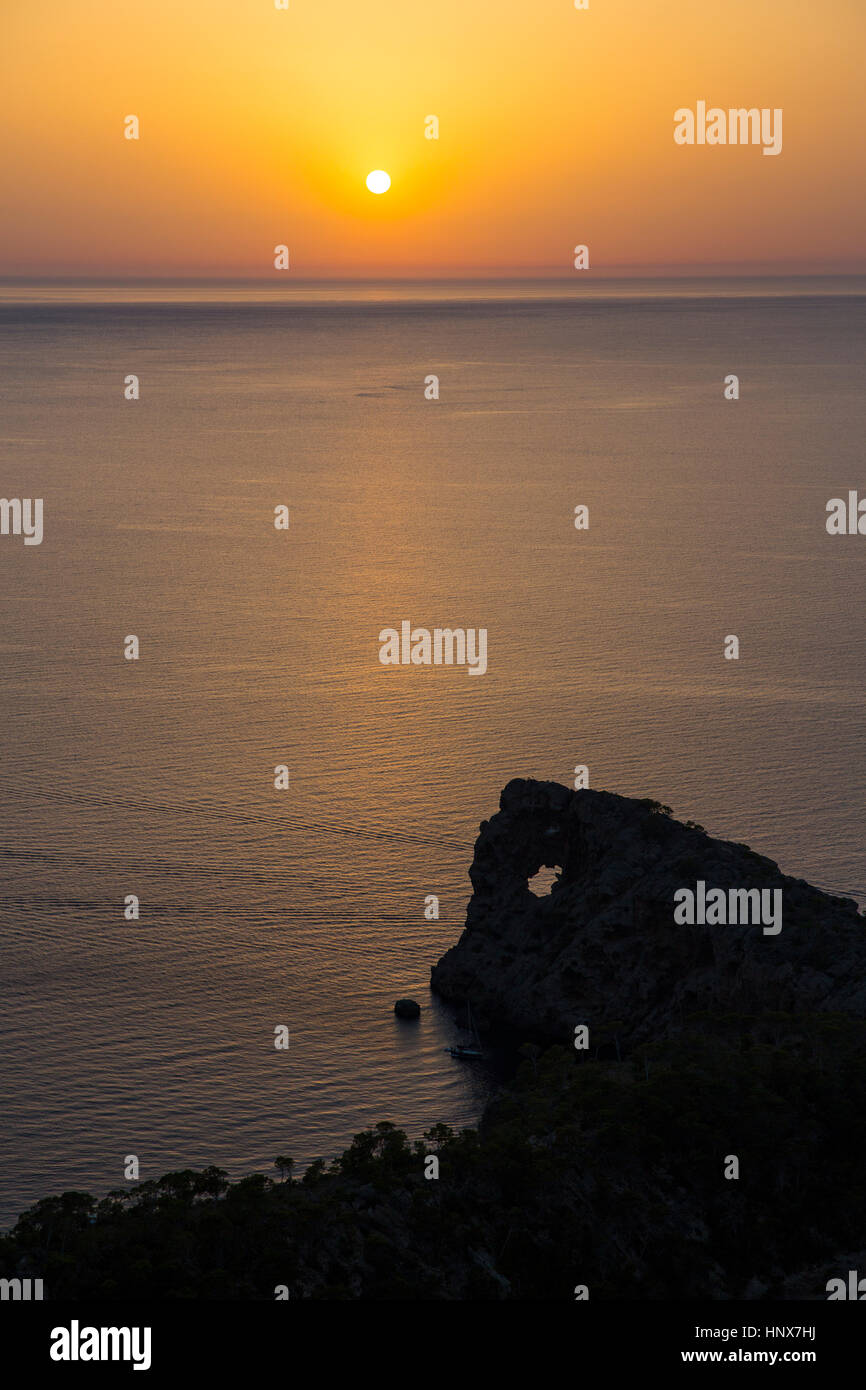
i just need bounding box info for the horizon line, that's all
[2,266,866,286]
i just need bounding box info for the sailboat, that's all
[445,1002,484,1060]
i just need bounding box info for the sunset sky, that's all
[1,0,864,276]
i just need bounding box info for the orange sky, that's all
[1,0,864,276]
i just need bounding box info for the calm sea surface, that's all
[1,280,864,1225]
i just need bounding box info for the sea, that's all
[1,276,864,1226]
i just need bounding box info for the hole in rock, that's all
[528,865,562,897]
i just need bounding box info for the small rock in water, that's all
[394,998,421,1020]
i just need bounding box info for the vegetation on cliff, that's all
[4,1012,865,1299]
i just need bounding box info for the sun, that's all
[365,170,391,195]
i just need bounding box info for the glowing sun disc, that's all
[366,169,391,194]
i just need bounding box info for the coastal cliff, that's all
[431,779,866,1045]
[5,782,866,1300]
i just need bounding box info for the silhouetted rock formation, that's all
[431,780,866,1046]
[6,781,866,1301]
[394,998,420,1019]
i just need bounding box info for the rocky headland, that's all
[432,779,866,1046]
[4,782,866,1300]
